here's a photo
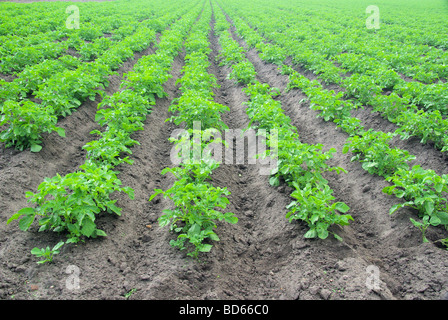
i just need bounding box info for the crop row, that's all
[149,3,238,258]
[220,0,448,154]
[300,0,448,51]
[213,3,352,241]
[250,4,448,112]
[0,1,187,152]
[271,2,448,83]
[0,1,157,74]
[219,1,448,243]
[6,1,202,264]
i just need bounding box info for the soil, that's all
[1,8,448,301]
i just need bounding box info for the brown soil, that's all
[0,10,448,301]
[0,73,16,82]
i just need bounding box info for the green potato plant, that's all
[31,241,65,264]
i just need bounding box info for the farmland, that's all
[0,0,448,300]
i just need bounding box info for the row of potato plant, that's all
[266,2,447,83]
[6,3,201,264]
[150,4,238,259]
[0,3,184,152]
[0,1,151,73]
[220,0,448,155]
[213,3,352,241]
[219,3,448,244]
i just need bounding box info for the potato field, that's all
[1,0,448,301]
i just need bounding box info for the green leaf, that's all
[317,228,329,240]
[269,175,280,186]
[424,200,434,215]
[310,214,319,224]
[224,215,238,224]
[434,211,448,225]
[429,215,441,226]
[122,186,135,200]
[31,248,43,256]
[389,203,405,215]
[30,144,42,153]
[158,214,171,228]
[7,212,24,224]
[18,207,36,215]
[382,185,396,194]
[304,229,317,238]
[56,127,66,138]
[18,215,34,231]
[410,218,422,227]
[333,233,343,241]
[66,237,79,244]
[107,202,122,216]
[95,229,107,237]
[25,191,34,198]
[208,232,220,241]
[199,244,212,252]
[362,162,378,169]
[334,202,350,213]
[188,224,201,236]
[395,190,405,198]
[149,189,163,201]
[52,241,65,251]
[81,218,96,237]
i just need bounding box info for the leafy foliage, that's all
[221,0,448,243]
[150,7,238,257]
[31,241,65,264]
[0,101,65,152]
[214,8,351,240]
[7,161,134,244]
[6,1,200,263]
[150,164,237,258]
